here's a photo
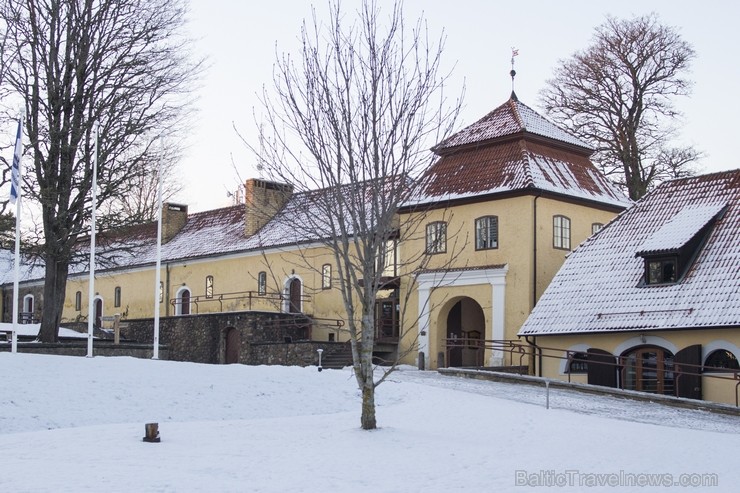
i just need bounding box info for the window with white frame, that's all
[321,264,331,289]
[703,349,739,371]
[175,287,191,315]
[591,223,603,234]
[114,286,122,308]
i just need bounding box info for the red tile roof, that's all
[435,97,591,153]
[406,105,630,209]
[519,169,740,336]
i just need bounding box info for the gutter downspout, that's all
[165,263,171,317]
[532,193,541,311]
[529,194,541,376]
[524,335,543,377]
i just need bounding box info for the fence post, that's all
[113,314,121,344]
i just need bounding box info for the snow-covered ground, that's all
[1,353,738,492]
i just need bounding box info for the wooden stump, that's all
[143,422,160,443]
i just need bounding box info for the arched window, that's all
[622,346,675,395]
[75,291,82,311]
[322,264,332,289]
[566,352,589,374]
[704,349,740,371]
[175,286,191,315]
[553,215,571,250]
[114,287,122,308]
[22,294,34,324]
[257,271,267,295]
[475,216,498,250]
[205,276,214,298]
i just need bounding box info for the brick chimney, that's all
[244,179,293,237]
[161,202,188,243]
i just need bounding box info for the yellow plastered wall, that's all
[536,331,740,405]
[61,244,351,342]
[398,193,621,369]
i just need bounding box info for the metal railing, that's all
[443,338,740,406]
[169,290,312,314]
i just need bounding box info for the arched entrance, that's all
[225,328,240,364]
[622,346,675,395]
[287,278,302,313]
[175,287,191,315]
[94,298,103,328]
[445,297,485,367]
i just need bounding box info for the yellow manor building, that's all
[1,93,629,371]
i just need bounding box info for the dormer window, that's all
[636,203,726,287]
[646,258,677,285]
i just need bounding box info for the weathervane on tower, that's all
[510,47,519,100]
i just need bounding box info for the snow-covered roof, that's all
[434,96,592,152]
[635,203,726,256]
[0,185,360,285]
[518,169,740,336]
[405,135,630,209]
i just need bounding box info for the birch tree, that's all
[251,0,460,430]
[0,0,201,341]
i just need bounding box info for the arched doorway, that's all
[445,297,485,368]
[175,287,191,315]
[225,328,240,364]
[287,278,301,313]
[622,346,675,395]
[94,298,103,328]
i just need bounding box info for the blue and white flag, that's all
[9,118,22,204]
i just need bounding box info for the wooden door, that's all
[225,328,240,364]
[288,278,301,313]
[95,298,103,328]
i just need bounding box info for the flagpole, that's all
[86,122,99,358]
[10,110,25,354]
[152,139,163,360]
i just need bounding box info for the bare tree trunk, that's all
[361,383,376,430]
[38,258,70,342]
[357,313,377,429]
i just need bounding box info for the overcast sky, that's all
[174,0,738,211]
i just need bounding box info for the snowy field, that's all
[1,353,738,492]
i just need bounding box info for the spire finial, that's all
[510,47,519,100]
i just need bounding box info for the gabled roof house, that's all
[519,170,740,404]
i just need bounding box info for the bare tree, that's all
[541,13,698,201]
[250,0,460,429]
[101,140,184,225]
[0,0,202,342]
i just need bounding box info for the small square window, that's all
[646,258,676,284]
[591,223,603,235]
